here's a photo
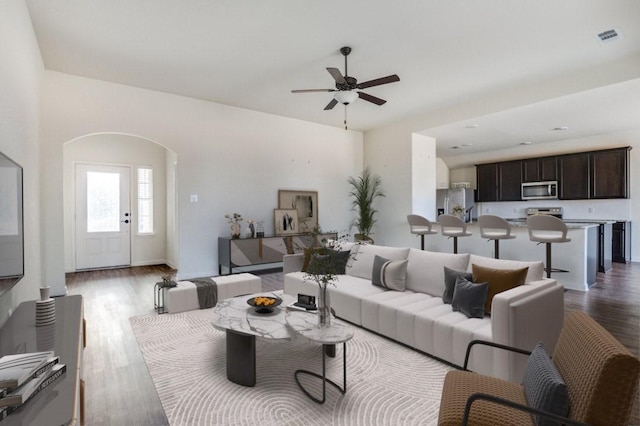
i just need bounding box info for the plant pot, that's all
[230,223,241,239]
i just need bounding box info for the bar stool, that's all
[438,214,472,254]
[526,215,571,278]
[478,215,515,259]
[407,214,437,250]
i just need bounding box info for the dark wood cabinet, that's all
[476,163,498,202]
[590,147,630,198]
[498,161,522,201]
[559,152,589,199]
[476,147,629,202]
[612,221,631,263]
[522,157,557,182]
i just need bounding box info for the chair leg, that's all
[546,242,552,278]
[494,239,500,259]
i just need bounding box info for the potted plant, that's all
[302,226,351,327]
[348,167,385,242]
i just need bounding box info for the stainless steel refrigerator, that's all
[436,188,476,222]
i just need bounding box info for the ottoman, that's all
[165,273,262,314]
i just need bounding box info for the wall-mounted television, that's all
[0,151,24,298]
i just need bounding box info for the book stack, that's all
[0,351,66,421]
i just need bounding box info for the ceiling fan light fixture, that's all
[334,90,358,105]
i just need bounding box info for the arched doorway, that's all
[63,133,178,272]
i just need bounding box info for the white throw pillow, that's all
[371,255,409,291]
[405,249,470,296]
[346,244,410,281]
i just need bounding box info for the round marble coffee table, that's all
[285,311,354,404]
[211,293,295,387]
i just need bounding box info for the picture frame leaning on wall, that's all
[277,190,318,233]
[274,208,299,235]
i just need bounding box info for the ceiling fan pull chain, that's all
[344,105,348,130]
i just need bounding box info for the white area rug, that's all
[130,308,452,426]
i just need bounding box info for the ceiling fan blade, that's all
[291,89,335,93]
[358,91,386,106]
[326,67,347,85]
[324,98,338,110]
[356,74,400,89]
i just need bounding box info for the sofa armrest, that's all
[283,253,304,274]
[490,279,564,381]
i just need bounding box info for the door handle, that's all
[121,220,129,224]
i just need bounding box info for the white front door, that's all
[75,164,131,270]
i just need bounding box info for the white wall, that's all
[42,71,363,287]
[63,133,170,272]
[363,126,438,249]
[435,158,449,189]
[0,0,44,326]
[411,135,437,221]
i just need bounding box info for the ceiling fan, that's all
[291,46,400,129]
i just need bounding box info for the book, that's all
[0,363,66,414]
[0,352,55,389]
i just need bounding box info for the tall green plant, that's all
[347,167,385,237]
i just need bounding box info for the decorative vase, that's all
[248,223,255,238]
[317,285,331,327]
[230,223,241,239]
[256,221,265,238]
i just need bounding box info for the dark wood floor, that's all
[66,262,640,425]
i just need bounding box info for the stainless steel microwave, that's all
[521,181,558,200]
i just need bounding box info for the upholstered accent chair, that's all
[438,311,640,426]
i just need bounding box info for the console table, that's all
[218,233,337,275]
[0,295,85,425]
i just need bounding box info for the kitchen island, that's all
[422,220,599,291]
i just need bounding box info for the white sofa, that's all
[283,243,565,382]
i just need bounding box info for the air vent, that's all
[597,29,622,43]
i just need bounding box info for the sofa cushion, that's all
[372,255,409,291]
[346,244,410,281]
[468,254,543,283]
[405,249,470,296]
[472,264,528,314]
[452,277,488,319]
[443,266,473,304]
[523,343,569,426]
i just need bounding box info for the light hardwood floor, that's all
[66,262,640,425]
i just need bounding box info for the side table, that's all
[285,311,354,404]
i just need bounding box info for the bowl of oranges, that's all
[247,295,283,314]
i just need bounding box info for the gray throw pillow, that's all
[523,343,570,426]
[372,255,409,291]
[307,249,349,275]
[451,277,488,319]
[443,266,473,304]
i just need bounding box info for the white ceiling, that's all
[26,0,640,159]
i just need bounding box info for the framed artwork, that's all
[278,190,318,233]
[274,209,299,235]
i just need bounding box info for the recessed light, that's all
[464,124,480,129]
[520,141,532,145]
[450,146,461,149]
[552,126,568,131]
